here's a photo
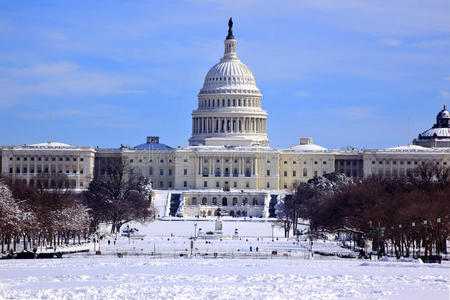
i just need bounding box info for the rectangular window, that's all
[284,171,287,177]
[184,169,187,175]
[159,181,163,188]
[149,167,153,175]
[216,182,220,188]
[183,181,187,187]
[266,170,270,176]
[293,170,296,177]
[160,169,164,176]
[266,182,270,188]
[168,169,172,176]
[204,181,208,187]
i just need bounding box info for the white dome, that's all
[189,20,269,147]
[201,60,259,93]
[420,127,450,138]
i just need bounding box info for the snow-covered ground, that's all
[1,220,449,299]
[0,257,448,299]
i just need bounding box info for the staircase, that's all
[169,193,182,216]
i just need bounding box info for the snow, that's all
[0,257,448,299]
[1,220,448,299]
[385,145,429,151]
[289,143,327,151]
[29,142,72,147]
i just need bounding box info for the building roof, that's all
[134,136,172,150]
[385,145,428,151]
[289,143,327,151]
[29,141,72,147]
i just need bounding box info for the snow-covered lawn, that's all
[1,220,448,299]
[0,257,448,299]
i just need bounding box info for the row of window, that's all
[198,181,252,188]
[190,196,260,206]
[10,167,83,175]
[129,159,173,164]
[10,156,84,162]
[281,160,327,165]
[371,160,447,166]
[199,97,259,108]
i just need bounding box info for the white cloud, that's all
[444,76,450,81]
[379,38,402,47]
[42,30,68,41]
[0,62,150,103]
[294,91,310,98]
[440,90,450,99]
[330,106,376,120]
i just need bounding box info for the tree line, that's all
[282,163,449,257]
[0,158,155,254]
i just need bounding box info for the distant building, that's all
[413,104,450,148]
[1,21,449,217]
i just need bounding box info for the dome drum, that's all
[189,21,269,147]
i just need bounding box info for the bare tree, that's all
[84,158,155,233]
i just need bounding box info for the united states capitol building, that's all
[1,21,449,218]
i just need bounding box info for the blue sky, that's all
[1,0,449,149]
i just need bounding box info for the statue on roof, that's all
[226,17,234,40]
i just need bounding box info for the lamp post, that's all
[194,222,198,239]
[412,222,415,258]
[436,217,441,255]
[271,223,275,242]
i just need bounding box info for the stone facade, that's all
[1,142,95,191]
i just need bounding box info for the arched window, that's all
[202,197,207,205]
[232,197,238,205]
[243,198,248,205]
[253,198,258,206]
[212,197,217,205]
[207,210,212,216]
[192,197,197,205]
[222,197,228,206]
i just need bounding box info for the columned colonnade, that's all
[192,117,267,134]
